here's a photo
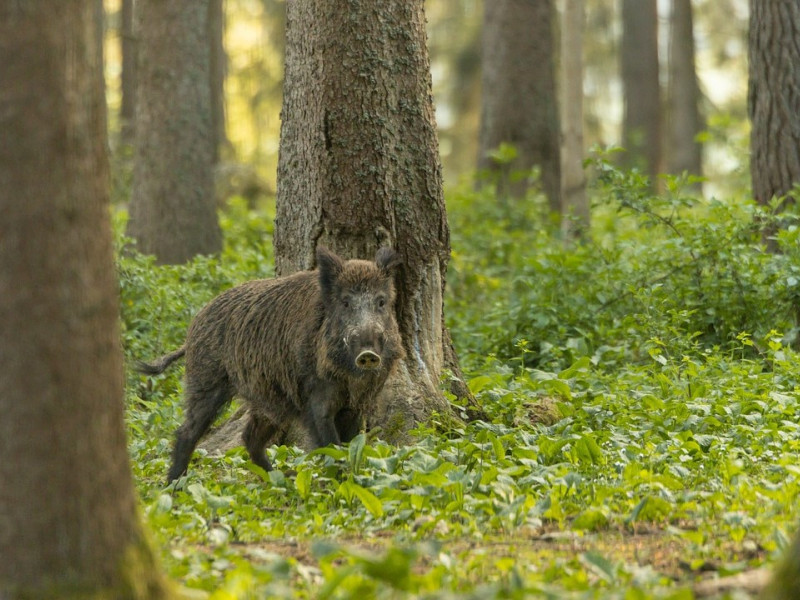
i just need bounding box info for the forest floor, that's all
[120,189,800,598]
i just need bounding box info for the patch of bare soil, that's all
[209,522,771,596]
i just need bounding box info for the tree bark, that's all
[0,2,171,597]
[208,0,228,163]
[203,0,479,454]
[748,1,800,209]
[277,0,477,439]
[127,0,222,264]
[621,0,661,187]
[666,0,703,184]
[120,0,136,147]
[561,0,590,239]
[478,0,561,213]
[759,527,800,599]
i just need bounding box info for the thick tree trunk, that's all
[120,0,136,147]
[127,0,222,264]
[760,527,800,599]
[621,0,661,187]
[748,1,800,209]
[204,0,478,454]
[478,0,561,213]
[277,0,475,439]
[666,0,703,185]
[561,0,590,239]
[0,2,171,597]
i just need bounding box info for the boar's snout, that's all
[356,350,382,370]
[347,324,387,372]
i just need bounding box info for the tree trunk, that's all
[478,0,561,213]
[748,1,800,210]
[666,0,703,185]
[0,2,171,597]
[127,0,222,265]
[120,0,136,147]
[620,0,661,187]
[208,0,228,163]
[760,527,800,599]
[277,0,478,438]
[203,0,479,454]
[561,0,590,239]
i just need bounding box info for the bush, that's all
[447,154,800,373]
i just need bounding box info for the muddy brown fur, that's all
[138,246,404,482]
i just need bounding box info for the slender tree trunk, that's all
[0,2,171,597]
[478,0,561,213]
[120,0,137,147]
[666,0,703,185]
[208,0,228,163]
[748,1,800,209]
[127,0,222,264]
[561,0,590,239]
[621,0,661,187]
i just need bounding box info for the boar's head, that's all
[317,246,403,376]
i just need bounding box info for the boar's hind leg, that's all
[243,413,277,473]
[168,382,233,482]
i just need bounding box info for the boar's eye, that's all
[341,296,351,308]
[376,296,386,309]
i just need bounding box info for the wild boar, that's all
[137,246,404,482]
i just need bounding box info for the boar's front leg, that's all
[304,382,342,448]
[335,408,364,443]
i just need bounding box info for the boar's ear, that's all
[375,246,402,276]
[316,246,344,293]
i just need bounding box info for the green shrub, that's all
[447,153,800,373]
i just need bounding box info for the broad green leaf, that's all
[295,467,312,500]
[581,550,616,583]
[306,446,348,461]
[350,482,385,518]
[153,493,173,514]
[559,356,592,379]
[348,433,366,475]
[574,434,605,465]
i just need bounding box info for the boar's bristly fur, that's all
[137,246,404,483]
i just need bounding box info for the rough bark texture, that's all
[209,0,228,163]
[667,0,703,183]
[0,2,170,597]
[560,0,589,239]
[120,0,136,147]
[272,0,476,442]
[621,0,661,187]
[478,0,561,213]
[748,1,800,208]
[127,0,222,264]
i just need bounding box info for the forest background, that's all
[6,0,800,599]
[105,0,750,200]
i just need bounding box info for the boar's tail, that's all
[135,346,186,375]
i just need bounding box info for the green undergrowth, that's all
[119,167,800,598]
